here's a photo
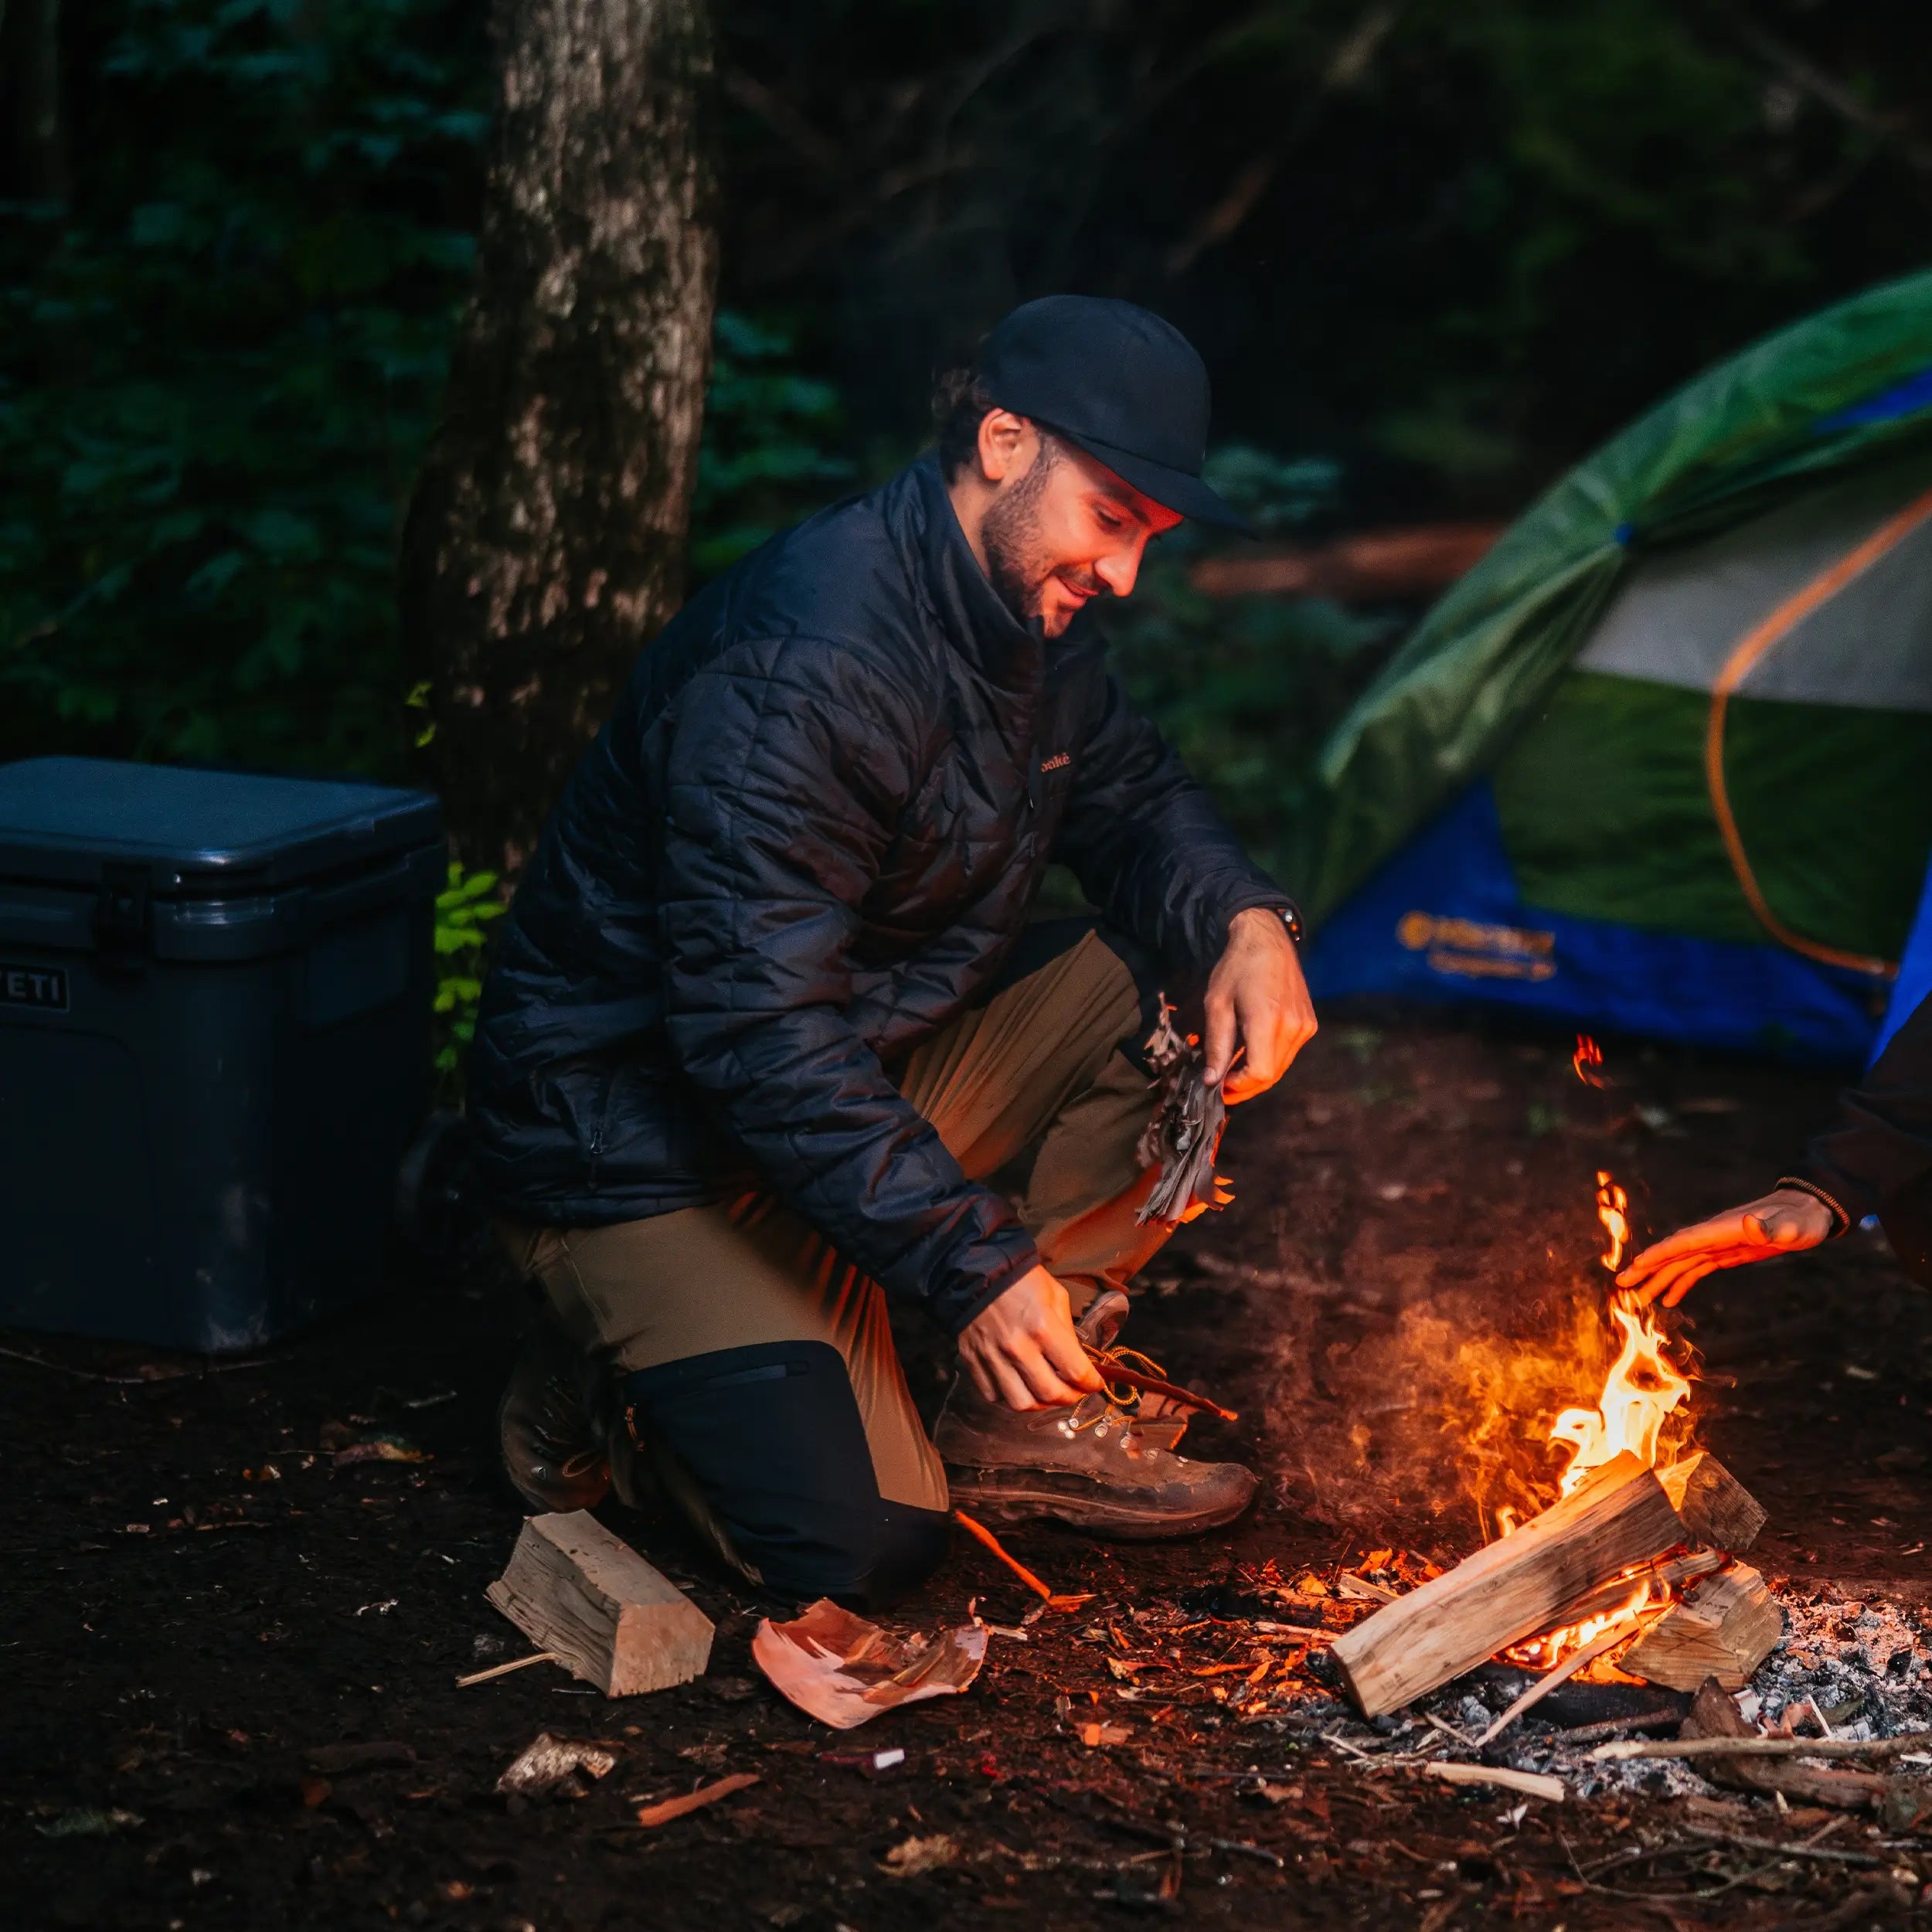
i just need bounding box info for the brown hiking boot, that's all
[498,1321,612,1513]
[933,1370,1256,1539]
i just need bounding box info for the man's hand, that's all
[1615,1187,1835,1308]
[1202,907,1318,1104]
[957,1264,1106,1410]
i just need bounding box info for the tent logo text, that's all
[1397,913,1556,983]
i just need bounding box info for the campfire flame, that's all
[1594,1168,1630,1271]
[1547,1295,1692,1498]
[1494,1154,1695,1668]
[1509,1578,1655,1672]
[1572,1033,1606,1087]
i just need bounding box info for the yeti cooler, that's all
[0,757,444,1351]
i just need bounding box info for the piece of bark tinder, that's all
[1680,1678,1888,1811]
[1622,1562,1783,1693]
[1332,1452,1685,1719]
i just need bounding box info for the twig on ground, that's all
[1545,1708,1685,1747]
[1593,1732,1932,1764]
[455,1650,559,1687]
[951,1509,1092,1611]
[1681,1828,1879,1868]
[634,1771,760,1828]
[1209,1838,1284,1867]
[1475,1617,1650,1746]
[1426,1761,1564,1802]
[1559,1827,1780,1905]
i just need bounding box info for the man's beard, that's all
[981,440,1101,626]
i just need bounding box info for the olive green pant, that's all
[498,926,1177,1533]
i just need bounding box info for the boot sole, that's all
[944,1465,1255,1540]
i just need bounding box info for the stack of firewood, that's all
[1332,1450,1777,1718]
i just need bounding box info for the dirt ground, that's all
[9,1005,1932,1931]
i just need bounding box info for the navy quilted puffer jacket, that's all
[469,454,1292,1335]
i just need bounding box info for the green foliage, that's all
[1108,566,1398,894]
[431,860,505,1097]
[1104,443,1396,893]
[0,0,487,777]
[689,310,857,581]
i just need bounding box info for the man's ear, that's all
[975,408,1032,485]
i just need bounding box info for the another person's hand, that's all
[957,1263,1107,1410]
[1203,907,1318,1103]
[1615,1187,1835,1308]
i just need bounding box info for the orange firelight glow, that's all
[1572,1033,1606,1087]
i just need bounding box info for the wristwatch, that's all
[1277,903,1304,947]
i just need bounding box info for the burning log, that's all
[1658,1451,1766,1553]
[1333,1451,1771,1718]
[1529,1547,1723,1634]
[1620,1562,1782,1692]
[486,1511,714,1696]
[1331,1451,1686,1718]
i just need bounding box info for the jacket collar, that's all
[900,452,1076,687]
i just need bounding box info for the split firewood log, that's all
[1622,1562,1782,1692]
[1332,1451,1685,1717]
[1658,1452,1765,1553]
[486,1511,713,1696]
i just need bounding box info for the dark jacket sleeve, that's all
[1055,670,1294,970]
[1784,992,1932,1230]
[656,636,1041,1335]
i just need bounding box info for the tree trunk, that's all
[404,0,717,873]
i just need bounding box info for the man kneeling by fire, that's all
[466,298,1316,1608]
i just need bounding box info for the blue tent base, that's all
[1303,784,1888,1066]
[1873,857,1932,1063]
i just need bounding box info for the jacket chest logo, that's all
[1039,751,1072,774]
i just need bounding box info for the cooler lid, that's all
[0,757,444,893]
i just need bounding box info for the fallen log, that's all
[1331,1452,1685,1718]
[486,1511,714,1697]
[1658,1452,1766,1553]
[1621,1561,1782,1692]
[1669,1679,1889,1812]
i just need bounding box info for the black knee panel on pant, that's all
[624,1340,948,1611]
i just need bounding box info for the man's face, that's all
[979,434,1183,638]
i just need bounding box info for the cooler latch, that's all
[94,862,153,967]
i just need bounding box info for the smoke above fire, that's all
[1260,1034,1699,1550]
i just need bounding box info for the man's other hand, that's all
[1616,1187,1835,1308]
[1202,906,1318,1103]
[957,1264,1106,1410]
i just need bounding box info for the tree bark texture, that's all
[404,0,717,872]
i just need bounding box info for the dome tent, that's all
[1298,270,1932,1064]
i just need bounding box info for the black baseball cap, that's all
[976,295,1249,532]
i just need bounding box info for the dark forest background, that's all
[3,0,1930,891]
